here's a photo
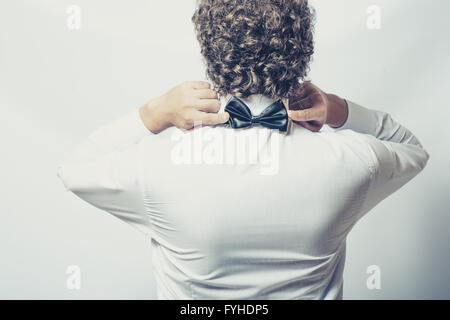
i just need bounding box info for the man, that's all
[57,0,429,299]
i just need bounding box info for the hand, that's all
[139,81,230,133]
[287,82,348,132]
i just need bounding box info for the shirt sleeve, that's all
[334,100,430,219]
[57,109,154,236]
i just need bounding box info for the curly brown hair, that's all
[192,0,315,100]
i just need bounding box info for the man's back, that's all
[57,95,429,299]
[138,122,373,299]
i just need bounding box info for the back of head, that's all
[192,0,315,101]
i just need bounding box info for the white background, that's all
[0,0,449,299]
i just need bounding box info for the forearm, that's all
[334,98,425,148]
[61,108,152,166]
[57,106,153,234]
[345,102,429,218]
[326,90,424,149]
[57,122,151,237]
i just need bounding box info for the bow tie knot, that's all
[251,114,262,124]
[224,96,289,132]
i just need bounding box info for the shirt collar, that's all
[219,94,279,116]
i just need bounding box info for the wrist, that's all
[326,93,349,128]
[139,95,172,134]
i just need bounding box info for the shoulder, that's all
[322,127,380,180]
[287,125,378,182]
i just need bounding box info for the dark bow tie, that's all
[224,96,289,132]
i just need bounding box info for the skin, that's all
[139,81,229,134]
[287,81,349,131]
[139,80,348,134]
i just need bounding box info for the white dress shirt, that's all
[57,94,429,299]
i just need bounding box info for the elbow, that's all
[57,164,72,192]
[421,148,430,171]
[414,147,430,173]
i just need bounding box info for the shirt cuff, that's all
[88,109,154,151]
[334,100,379,136]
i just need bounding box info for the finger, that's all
[195,88,218,100]
[303,121,323,132]
[287,107,322,122]
[196,111,230,126]
[190,81,211,89]
[290,96,312,110]
[294,120,322,132]
[299,81,317,95]
[295,84,311,99]
[289,82,315,105]
[292,81,314,98]
[195,98,221,112]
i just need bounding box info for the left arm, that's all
[57,81,228,235]
[57,108,153,235]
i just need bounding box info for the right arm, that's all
[333,99,430,216]
[57,81,229,235]
[288,82,430,217]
